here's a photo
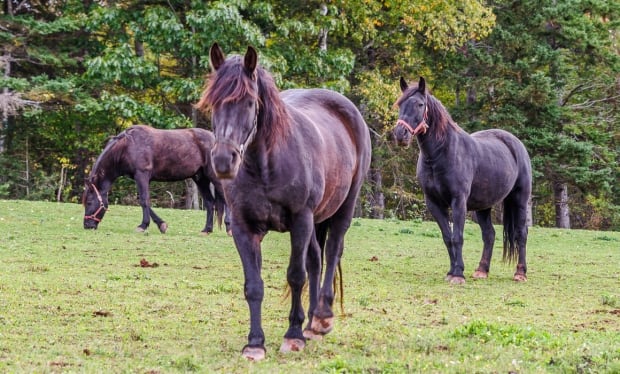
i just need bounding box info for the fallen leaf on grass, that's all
[93,310,112,317]
[138,258,159,268]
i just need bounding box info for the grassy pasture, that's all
[0,199,619,373]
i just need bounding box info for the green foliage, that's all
[1,0,618,228]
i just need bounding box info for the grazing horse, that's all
[83,125,229,234]
[393,77,531,284]
[196,43,371,360]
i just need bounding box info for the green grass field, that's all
[1,200,619,373]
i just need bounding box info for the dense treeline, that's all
[1,0,619,230]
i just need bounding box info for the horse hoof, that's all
[513,273,527,282]
[279,338,305,353]
[200,231,211,236]
[135,227,146,233]
[310,316,334,335]
[241,346,266,361]
[472,270,488,279]
[227,229,233,237]
[302,329,324,340]
[449,276,466,285]
[158,222,168,234]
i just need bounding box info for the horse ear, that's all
[210,42,225,71]
[244,46,258,78]
[399,77,408,92]
[418,76,426,94]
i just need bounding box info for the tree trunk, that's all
[318,4,328,51]
[1,51,11,153]
[368,168,384,219]
[185,179,199,210]
[554,182,570,228]
[4,0,13,14]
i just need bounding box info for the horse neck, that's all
[90,173,114,196]
[91,147,122,193]
[416,120,458,161]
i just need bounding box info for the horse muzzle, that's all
[211,142,241,179]
[393,123,413,147]
[83,219,99,230]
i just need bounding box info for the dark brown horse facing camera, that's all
[196,43,371,360]
[83,125,229,234]
[394,76,532,284]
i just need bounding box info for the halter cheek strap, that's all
[397,107,429,136]
[239,101,259,157]
[84,182,108,222]
[214,101,259,157]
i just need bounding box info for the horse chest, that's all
[226,182,293,233]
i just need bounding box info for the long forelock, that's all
[196,55,291,151]
[198,56,259,111]
[395,84,424,107]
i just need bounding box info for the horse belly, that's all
[467,166,518,210]
[312,156,357,223]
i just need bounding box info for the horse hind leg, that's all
[307,204,354,337]
[135,178,152,232]
[201,189,215,235]
[473,208,494,279]
[303,222,327,340]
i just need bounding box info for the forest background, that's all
[1,0,618,230]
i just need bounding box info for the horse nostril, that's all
[231,151,237,163]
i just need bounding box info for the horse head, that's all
[393,76,429,146]
[83,178,109,229]
[205,43,260,179]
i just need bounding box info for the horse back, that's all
[467,129,531,208]
[282,89,371,221]
[418,128,530,211]
[123,125,214,181]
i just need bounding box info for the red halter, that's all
[397,106,429,136]
[84,182,108,222]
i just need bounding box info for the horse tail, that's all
[502,199,519,263]
[336,261,344,315]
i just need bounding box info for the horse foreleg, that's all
[233,227,266,360]
[280,211,314,354]
[473,208,495,279]
[135,177,151,232]
[425,198,456,281]
[449,198,467,284]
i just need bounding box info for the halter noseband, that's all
[84,182,108,222]
[397,97,429,136]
